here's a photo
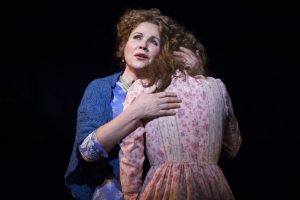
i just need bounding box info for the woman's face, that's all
[124,22,161,76]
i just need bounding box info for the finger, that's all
[173,52,191,68]
[173,54,187,64]
[145,85,156,94]
[159,103,181,110]
[156,91,178,98]
[175,53,195,66]
[157,109,177,117]
[179,46,193,54]
[173,51,186,57]
[159,96,182,104]
[180,47,198,59]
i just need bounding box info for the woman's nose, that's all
[139,41,148,51]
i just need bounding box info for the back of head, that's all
[171,30,207,74]
[144,12,208,91]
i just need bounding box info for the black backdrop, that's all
[2,1,299,199]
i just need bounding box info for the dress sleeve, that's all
[217,79,242,158]
[119,80,145,200]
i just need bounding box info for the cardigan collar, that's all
[106,71,122,88]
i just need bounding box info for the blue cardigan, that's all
[64,72,122,200]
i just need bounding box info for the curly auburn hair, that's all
[116,8,207,91]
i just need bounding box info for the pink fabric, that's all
[120,73,242,200]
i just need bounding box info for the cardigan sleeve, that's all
[75,79,113,145]
[64,78,114,199]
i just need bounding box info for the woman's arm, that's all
[217,79,242,158]
[119,123,145,200]
[96,84,181,152]
[119,80,147,200]
[98,47,202,152]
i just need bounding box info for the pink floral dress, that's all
[120,73,242,200]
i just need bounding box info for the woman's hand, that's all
[130,85,181,120]
[173,46,202,76]
[96,83,181,152]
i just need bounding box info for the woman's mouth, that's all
[134,53,149,60]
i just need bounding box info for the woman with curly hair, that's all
[64,8,203,200]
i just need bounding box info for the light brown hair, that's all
[116,8,207,91]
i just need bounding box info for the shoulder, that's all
[85,72,122,92]
[204,76,220,82]
[79,72,122,106]
[201,76,226,87]
[203,77,231,102]
[101,71,122,83]
[191,76,228,94]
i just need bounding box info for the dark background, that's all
[2,0,298,199]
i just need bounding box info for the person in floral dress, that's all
[120,10,242,200]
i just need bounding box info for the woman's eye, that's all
[150,39,158,46]
[133,35,142,40]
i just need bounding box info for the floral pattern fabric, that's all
[120,73,242,200]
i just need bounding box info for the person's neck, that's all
[121,68,137,89]
[123,68,139,83]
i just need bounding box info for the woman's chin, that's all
[132,63,150,70]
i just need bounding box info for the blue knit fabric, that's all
[64,72,122,200]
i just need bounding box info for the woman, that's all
[119,9,242,200]
[64,8,203,200]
